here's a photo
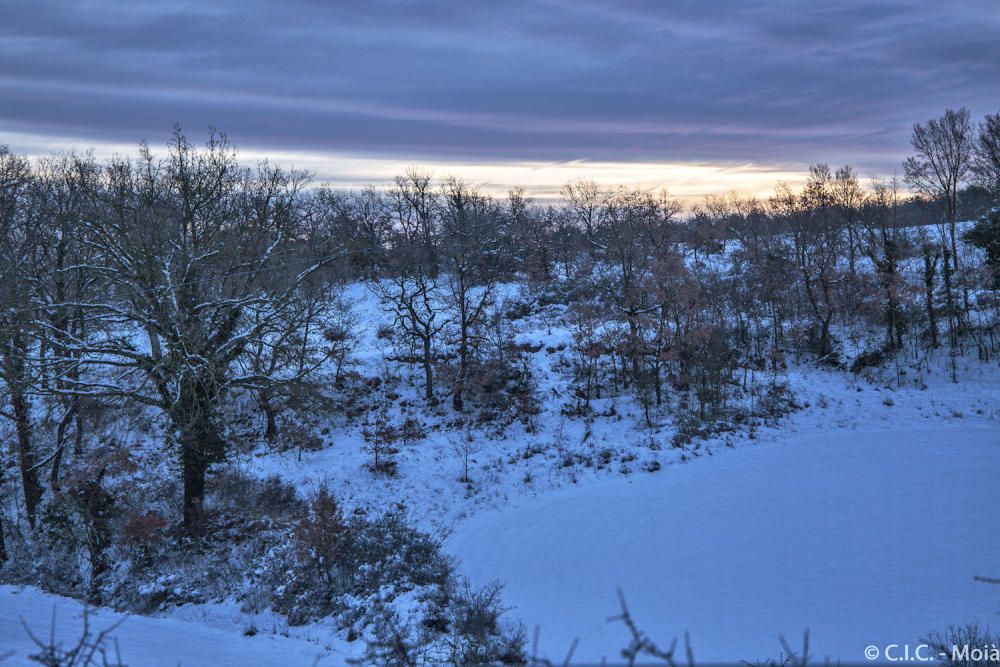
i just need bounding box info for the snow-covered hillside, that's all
[2,340,996,665]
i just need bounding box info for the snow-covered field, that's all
[451,423,1000,664]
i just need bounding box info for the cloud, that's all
[1,0,998,190]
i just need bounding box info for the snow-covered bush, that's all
[244,487,526,662]
[3,446,133,603]
[363,403,402,476]
[348,580,526,666]
[925,623,1000,667]
[464,311,541,433]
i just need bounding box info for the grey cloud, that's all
[0,0,997,173]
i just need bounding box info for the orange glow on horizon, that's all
[2,130,822,207]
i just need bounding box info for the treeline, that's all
[0,106,998,571]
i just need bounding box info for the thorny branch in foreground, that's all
[19,605,128,667]
[530,589,820,667]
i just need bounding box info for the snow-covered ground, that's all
[2,277,998,664]
[4,416,995,665]
[3,362,996,664]
[450,423,1000,664]
[0,585,331,666]
[233,281,1000,536]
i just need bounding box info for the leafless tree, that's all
[903,108,974,265]
[831,165,864,276]
[919,232,941,349]
[390,168,438,270]
[774,169,843,364]
[973,110,1000,200]
[560,179,605,245]
[238,288,351,443]
[450,425,480,484]
[32,153,103,491]
[312,185,392,278]
[503,187,553,280]
[596,187,680,389]
[371,267,449,403]
[439,178,501,411]
[861,176,911,353]
[55,129,338,529]
[0,145,43,532]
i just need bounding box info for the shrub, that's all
[925,623,1000,666]
[121,512,167,546]
[293,488,345,588]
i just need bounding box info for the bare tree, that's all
[560,179,605,246]
[238,288,351,443]
[439,178,501,411]
[372,190,451,403]
[861,176,910,353]
[371,267,449,403]
[502,187,552,279]
[774,169,843,364]
[593,188,680,390]
[973,110,1000,200]
[903,108,974,265]
[33,153,102,491]
[57,129,337,529]
[390,168,438,271]
[450,424,480,484]
[831,165,864,276]
[0,145,44,531]
[312,185,392,278]
[919,233,941,349]
[363,401,399,476]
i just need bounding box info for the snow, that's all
[2,353,997,664]
[3,268,999,664]
[449,422,1000,664]
[0,586,332,666]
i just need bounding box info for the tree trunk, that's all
[942,249,959,383]
[628,316,641,381]
[260,391,277,443]
[0,463,7,563]
[12,382,41,529]
[422,336,434,402]
[948,208,959,272]
[453,328,467,411]
[923,245,939,348]
[181,441,209,530]
[50,406,76,492]
[76,475,113,602]
[175,379,226,531]
[818,313,834,364]
[847,226,857,276]
[73,410,84,456]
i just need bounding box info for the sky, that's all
[1,0,998,203]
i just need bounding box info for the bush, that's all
[965,209,1000,289]
[443,581,527,665]
[4,468,523,664]
[348,580,526,667]
[925,623,1000,666]
[851,348,886,374]
[293,488,346,587]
